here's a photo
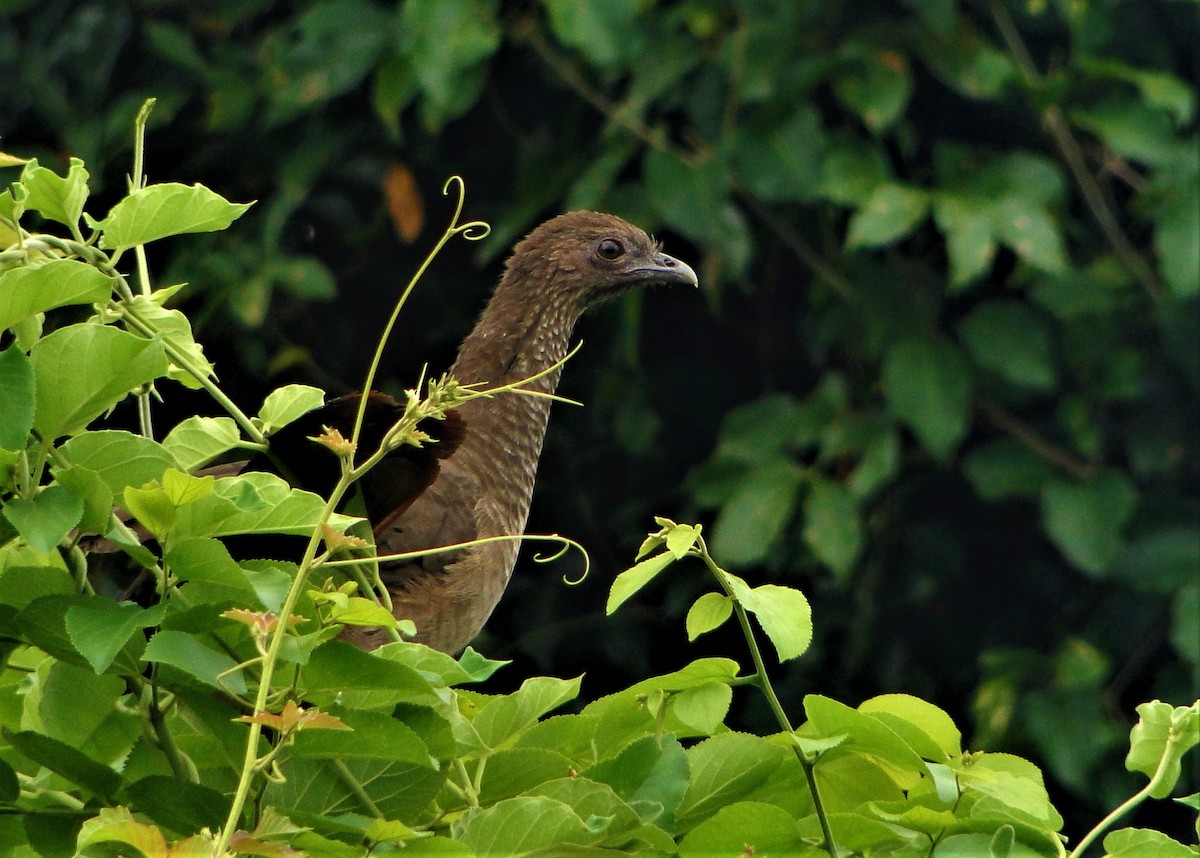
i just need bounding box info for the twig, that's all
[990,4,1163,301]
[976,398,1094,479]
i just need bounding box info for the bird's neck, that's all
[445,286,582,535]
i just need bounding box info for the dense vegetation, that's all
[0,0,1196,854]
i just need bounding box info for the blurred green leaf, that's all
[958,302,1057,390]
[542,0,643,69]
[802,475,862,581]
[881,336,972,460]
[711,462,803,568]
[833,47,912,132]
[1041,470,1137,575]
[846,183,929,249]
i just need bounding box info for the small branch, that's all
[976,398,1094,479]
[737,191,858,304]
[514,16,705,167]
[990,4,1163,302]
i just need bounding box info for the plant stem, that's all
[1067,734,1181,858]
[694,538,837,857]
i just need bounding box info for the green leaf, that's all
[993,197,1067,274]
[859,694,962,760]
[30,324,168,439]
[542,0,643,69]
[670,682,734,735]
[678,801,804,857]
[1041,470,1137,575]
[455,796,593,853]
[476,748,577,805]
[66,601,167,674]
[471,675,583,750]
[300,641,442,710]
[834,47,912,132]
[4,729,121,799]
[38,660,141,768]
[172,471,356,540]
[97,182,254,250]
[686,592,732,641]
[583,733,689,824]
[58,430,181,494]
[122,294,214,388]
[958,302,1057,390]
[1152,168,1199,299]
[258,383,325,434]
[0,346,34,450]
[142,630,247,694]
[1125,700,1200,799]
[20,157,89,228]
[846,183,929,249]
[711,462,803,568]
[122,776,230,837]
[802,476,862,581]
[401,0,502,131]
[964,438,1055,500]
[606,551,675,615]
[735,582,813,662]
[2,486,83,553]
[0,258,114,333]
[289,706,435,768]
[53,466,112,533]
[934,193,998,287]
[881,336,972,460]
[161,416,242,472]
[1103,828,1197,858]
[675,733,786,829]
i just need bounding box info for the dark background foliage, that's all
[2,0,1196,836]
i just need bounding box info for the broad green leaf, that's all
[686,592,732,641]
[75,807,170,857]
[20,157,89,228]
[0,346,34,450]
[172,471,357,540]
[0,759,16,803]
[0,258,113,333]
[0,564,74,609]
[1103,827,1197,858]
[711,462,803,568]
[583,733,689,823]
[1125,700,1200,799]
[665,523,701,559]
[97,182,253,250]
[122,776,230,837]
[123,469,215,540]
[860,694,962,760]
[65,600,167,674]
[161,416,242,472]
[300,640,442,709]
[678,801,804,857]
[58,430,181,493]
[958,302,1057,390]
[38,660,140,766]
[1041,470,1137,575]
[606,550,675,615]
[1171,587,1199,664]
[846,426,900,499]
[934,193,998,287]
[675,733,787,828]
[289,706,435,768]
[525,776,653,848]
[455,796,593,853]
[1152,167,1200,299]
[802,476,862,581]
[162,537,264,606]
[258,383,325,434]
[30,324,168,439]
[121,294,214,388]
[712,394,803,465]
[477,748,578,805]
[964,438,1055,500]
[802,694,928,775]
[846,183,929,249]
[3,729,121,799]
[142,630,247,694]
[670,682,734,735]
[816,140,890,205]
[1,486,83,553]
[471,675,583,750]
[881,336,972,460]
[994,197,1067,274]
[729,580,813,662]
[952,752,1062,828]
[52,466,112,533]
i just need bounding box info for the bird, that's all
[275,212,697,653]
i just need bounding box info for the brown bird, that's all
[282,212,697,653]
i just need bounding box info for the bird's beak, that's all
[627,251,699,289]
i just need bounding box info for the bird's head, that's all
[500,211,698,315]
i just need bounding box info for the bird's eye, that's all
[597,238,625,261]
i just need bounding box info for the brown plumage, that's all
[293,212,697,652]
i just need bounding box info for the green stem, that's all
[695,537,837,858]
[334,759,383,817]
[1067,736,1182,858]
